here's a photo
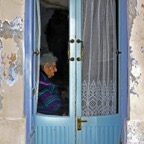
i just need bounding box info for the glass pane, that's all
[82,0,118,116]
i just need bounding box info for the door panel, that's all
[76,0,120,144]
[35,0,76,144]
[35,0,120,143]
[36,115,74,144]
[77,115,120,144]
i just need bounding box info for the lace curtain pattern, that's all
[82,0,117,116]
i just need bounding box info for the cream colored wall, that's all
[0,0,25,144]
[127,0,144,143]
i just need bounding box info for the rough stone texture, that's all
[0,2,24,118]
[127,0,144,143]
[127,121,144,144]
[129,0,144,120]
[0,119,25,144]
[0,17,23,85]
[0,0,25,143]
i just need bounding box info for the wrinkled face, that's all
[43,61,57,78]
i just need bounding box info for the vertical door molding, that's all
[119,0,128,143]
[24,0,35,143]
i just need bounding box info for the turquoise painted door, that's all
[35,0,76,144]
[35,0,120,144]
[75,0,120,144]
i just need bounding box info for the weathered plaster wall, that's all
[0,0,144,143]
[127,0,144,143]
[0,0,25,144]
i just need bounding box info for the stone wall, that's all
[127,0,144,143]
[0,0,25,144]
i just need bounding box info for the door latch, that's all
[76,39,84,61]
[77,116,87,130]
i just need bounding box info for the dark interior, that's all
[39,5,69,115]
[40,5,69,87]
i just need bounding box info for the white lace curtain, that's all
[82,0,117,116]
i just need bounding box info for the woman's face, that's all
[43,62,57,78]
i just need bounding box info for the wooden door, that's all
[35,0,121,144]
[75,0,121,144]
[35,0,76,144]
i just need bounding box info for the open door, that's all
[35,0,120,144]
[35,0,75,144]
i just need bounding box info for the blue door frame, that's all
[119,0,128,143]
[24,0,35,143]
[24,0,128,143]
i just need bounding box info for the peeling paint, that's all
[0,51,18,86]
[127,121,144,143]
[0,17,23,39]
[129,0,144,98]
[128,0,137,37]
[0,17,23,86]
[0,0,25,143]
[7,53,18,85]
[129,56,141,97]
[128,0,144,125]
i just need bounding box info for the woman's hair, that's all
[40,53,57,66]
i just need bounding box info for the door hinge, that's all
[32,88,36,96]
[33,49,40,56]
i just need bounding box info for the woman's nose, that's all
[55,67,57,72]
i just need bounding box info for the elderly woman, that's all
[37,53,67,116]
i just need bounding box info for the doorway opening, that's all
[37,3,69,116]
